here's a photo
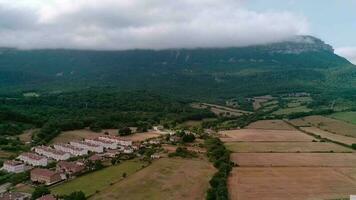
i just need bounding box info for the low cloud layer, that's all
[336,47,356,65]
[0,0,309,50]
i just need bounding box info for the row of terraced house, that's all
[1,135,135,186]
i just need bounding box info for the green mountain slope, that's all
[0,36,355,99]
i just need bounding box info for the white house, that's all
[53,144,88,156]
[70,141,104,153]
[34,146,71,161]
[85,138,117,149]
[98,135,133,146]
[18,152,48,167]
[1,160,26,173]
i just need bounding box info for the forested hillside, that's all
[0,36,355,100]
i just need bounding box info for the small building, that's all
[53,144,88,156]
[34,146,70,161]
[98,136,132,147]
[18,153,48,167]
[0,192,31,200]
[30,168,62,185]
[56,161,85,176]
[1,160,26,174]
[150,154,161,159]
[85,138,117,149]
[169,136,180,143]
[122,147,134,154]
[36,194,56,200]
[148,139,161,145]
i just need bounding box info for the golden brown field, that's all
[225,142,353,153]
[90,158,215,200]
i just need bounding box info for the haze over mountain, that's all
[1,35,354,100]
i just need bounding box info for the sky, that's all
[0,0,355,63]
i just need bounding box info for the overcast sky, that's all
[0,0,355,63]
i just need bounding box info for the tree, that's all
[182,134,195,143]
[64,191,86,200]
[118,127,132,136]
[31,186,50,200]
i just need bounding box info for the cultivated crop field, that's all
[302,115,356,137]
[90,158,215,200]
[300,127,356,146]
[52,160,147,196]
[231,153,356,167]
[229,167,356,200]
[219,129,314,142]
[224,124,356,200]
[225,142,353,153]
[246,120,296,130]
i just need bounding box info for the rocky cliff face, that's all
[264,35,334,54]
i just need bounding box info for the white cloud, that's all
[0,0,309,49]
[336,47,356,64]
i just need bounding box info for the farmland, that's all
[219,129,314,142]
[302,115,356,138]
[330,112,356,125]
[231,153,356,167]
[225,142,353,153]
[90,158,215,200]
[229,167,356,200]
[246,120,296,130]
[223,125,356,200]
[300,127,356,146]
[51,160,147,196]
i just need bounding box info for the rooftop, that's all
[31,168,58,177]
[20,152,46,161]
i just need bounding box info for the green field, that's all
[330,112,356,125]
[51,160,147,197]
[273,106,312,115]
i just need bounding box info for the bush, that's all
[182,134,196,143]
[118,127,132,136]
[31,186,50,200]
[168,147,197,158]
[351,143,356,150]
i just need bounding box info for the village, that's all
[0,126,203,200]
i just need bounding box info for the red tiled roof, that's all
[20,152,46,161]
[36,146,67,155]
[31,168,58,177]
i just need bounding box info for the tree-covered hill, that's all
[0,35,355,100]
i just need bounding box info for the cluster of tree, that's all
[0,90,212,145]
[176,130,196,143]
[0,171,29,186]
[31,186,86,200]
[168,147,197,158]
[205,138,233,200]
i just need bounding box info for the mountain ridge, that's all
[0,35,354,100]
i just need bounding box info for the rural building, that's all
[30,168,62,185]
[85,138,117,149]
[88,154,103,162]
[104,149,120,158]
[18,153,48,167]
[1,160,26,174]
[150,154,161,159]
[34,146,71,161]
[56,161,85,176]
[36,194,56,200]
[70,141,104,153]
[98,135,133,146]
[53,144,88,156]
[122,147,134,154]
[0,192,31,200]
